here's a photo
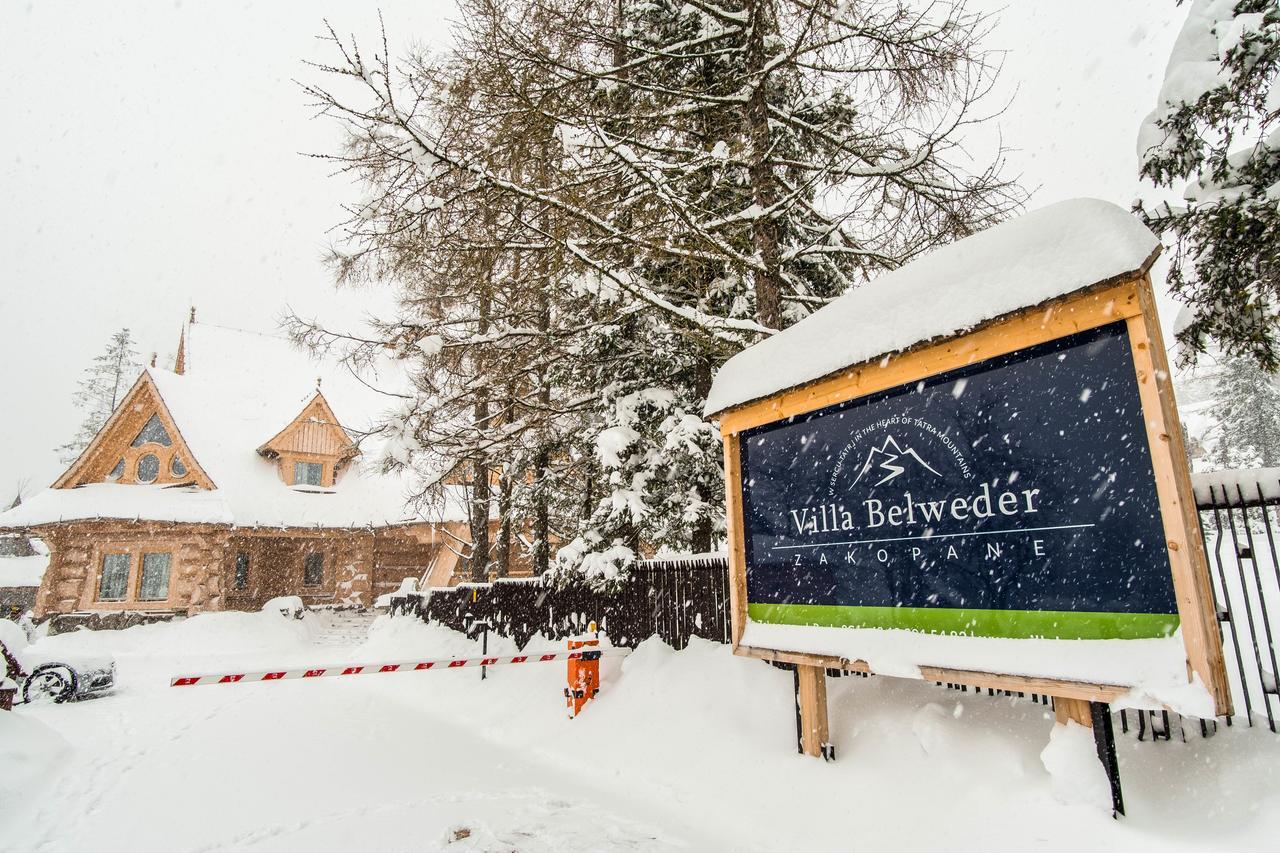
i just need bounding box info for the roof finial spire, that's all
[316,376,322,391]
[175,325,187,375]
[150,352,157,368]
[189,306,196,323]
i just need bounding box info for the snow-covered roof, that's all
[0,553,48,588]
[3,483,234,527]
[705,199,1161,416]
[0,322,467,529]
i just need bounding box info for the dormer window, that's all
[294,461,324,487]
[171,456,188,478]
[257,391,357,489]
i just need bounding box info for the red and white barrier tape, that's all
[169,647,630,687]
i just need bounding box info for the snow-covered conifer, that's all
[1211,354,1280,466]
[1137,0,1280,369]
[57,328,142,464]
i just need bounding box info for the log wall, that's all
[31,519,467,618]
[34,520,230,618]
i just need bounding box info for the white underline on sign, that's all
[770,523,1097,551]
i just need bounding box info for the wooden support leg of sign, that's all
[1054,696,1093,728]
[1053,696,1125,817]
[796,665,832,760]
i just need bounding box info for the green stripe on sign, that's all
[746,603,1180,640]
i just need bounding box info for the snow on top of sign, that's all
[705,199,1161,416]
[0,323,467,530]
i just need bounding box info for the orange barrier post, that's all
[565,623,602,717]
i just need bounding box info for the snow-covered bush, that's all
[262,596,305,619]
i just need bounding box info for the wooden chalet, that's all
[0,320,511,620]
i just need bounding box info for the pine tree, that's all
[1212,355,1280,467]
[57,328,142,464]
[1137,0,1280,369]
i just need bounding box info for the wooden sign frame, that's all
[717,272,1232,751]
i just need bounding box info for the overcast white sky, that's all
[0,1,1184,499]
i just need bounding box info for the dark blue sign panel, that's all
[740,321,1178,640]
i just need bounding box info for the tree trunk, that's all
[692,353,715,553]
[533,449,551,574]
[744,0,783,331]
[495,462,513,578]
[532,146,555,576]
[469,438,492,584]
[469,248,495,582]
[532,270,552,574]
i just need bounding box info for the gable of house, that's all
[53,372,215,491]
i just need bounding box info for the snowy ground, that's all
[4,612,1280,852]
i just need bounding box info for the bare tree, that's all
[293,0,1022,578]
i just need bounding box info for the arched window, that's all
[108,411,200,486]
[136,454,160,484]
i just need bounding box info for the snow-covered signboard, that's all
[740,321,1177,641]
[707,200,1231,732]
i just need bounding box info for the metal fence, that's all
[1194,470,1280,731]
[933,469,1280,737]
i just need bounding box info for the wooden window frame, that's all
[302,551,325,587]
[135,452,162,484]
[233,551,251,591]
[118,442,188,486]
[131,414,174,448]
[293,460,324,487]
[280,452,335,487]
[97,552,131,602]
[84,542,180,610]
[137,552,172,601]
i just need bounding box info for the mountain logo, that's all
[851,435,942,487]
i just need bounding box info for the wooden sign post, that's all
[706,200,1232,789]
